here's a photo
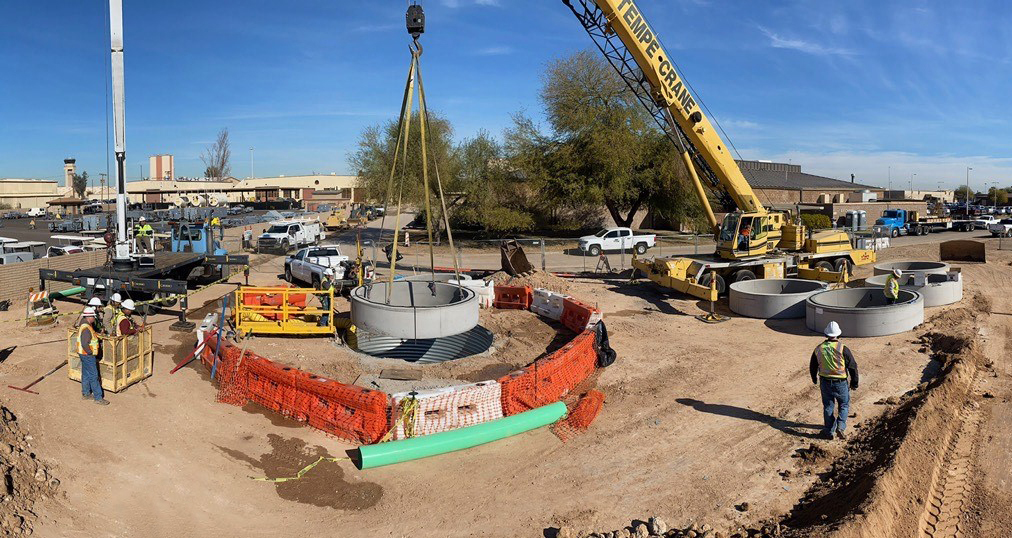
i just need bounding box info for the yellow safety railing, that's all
[234,286,335,336]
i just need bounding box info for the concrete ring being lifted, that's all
[729,279,829,319]
[351,281,479,340]
[806,287,924,337]
[873,261,950,277]
[865,273,962,307]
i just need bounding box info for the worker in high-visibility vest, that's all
[317,268,336,328]
[112,299,143,337]
[103,293,122,335]
[884,268,902,304]
[77,308,109,406]
[86,297,105,333]
[810,321,858,440]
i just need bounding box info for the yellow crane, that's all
[563,0,876,299]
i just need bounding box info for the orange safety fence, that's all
[199,334,390,444]
[552,389,605,442]
[493,285,533,310]
[498,329,598,416]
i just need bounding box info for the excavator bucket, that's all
[500,240,534,276]
[940,240,986,263]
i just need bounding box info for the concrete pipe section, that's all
[865,273,962,307]
[401,273,472,282]
[806,287,924,337]
[351,281,479,340]
[729,279,829,319]
[872,261,950,277]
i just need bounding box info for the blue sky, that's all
[2,0,1011,191]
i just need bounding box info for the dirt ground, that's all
[0,237,1009,537]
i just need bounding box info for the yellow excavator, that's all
[562,0,876,300]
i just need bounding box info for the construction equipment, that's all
[500,240,534,276]
[234,286,336,335]
[563,0,876,299]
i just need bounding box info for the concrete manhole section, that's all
[729,279,828,319]
[873,261,950,276]
[806,287,924,337]
[350,281,480,341]
[865,273,962,307]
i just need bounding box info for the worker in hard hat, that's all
[317,268,336,328]
[102,293,123,335]
[134,217,154,253]
[884,268,902,305]
[113,299,143,337]
[810,321,859,440]
[86,296,105,333]
[77,308,109,406]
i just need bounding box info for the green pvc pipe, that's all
[358,401,567,470]
[49,286,86,300]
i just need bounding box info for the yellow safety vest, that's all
[817,340,847,379]
[112,312,132,337]
[136,224,153,237]
[884,275,900,299]
[77,324,99,355]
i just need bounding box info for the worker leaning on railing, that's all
[112,299,144,337]
[77,308,110,406]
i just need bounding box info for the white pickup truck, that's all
[258,220,324,252]
[284,245,374,291]
[578,227,657,256]
[988,218,1012,237]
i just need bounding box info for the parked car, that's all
[989,219,1012,237]
[974,215,1000,229]
[26,208,46,218]
[578,227,657,256]
[257,220,324,252]
[284,245,350,287]
[1,211,21,219]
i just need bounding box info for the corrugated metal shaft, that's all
[353,325,493,363]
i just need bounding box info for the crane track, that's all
[918,381,983,538]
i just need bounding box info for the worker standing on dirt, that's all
[884,268,902,304]
[113,299,143,337]
[78,308,109,406]
[810,321,859,440]
[317,268,335,328]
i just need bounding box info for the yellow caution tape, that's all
[251,456,351,483]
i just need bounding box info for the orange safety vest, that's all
[77,324,100,356]
[817,340,847,379]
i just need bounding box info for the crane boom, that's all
[564,0,764,223]
[109,0,131,266]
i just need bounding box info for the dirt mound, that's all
[0,406,59,537]
[488,270,573,295]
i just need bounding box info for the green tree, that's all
[954,185,975,202]
[72,171,89,199]
[988,186,1009,205]
[509,50,702,228]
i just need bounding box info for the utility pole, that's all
[250,147,254,179]
[966,166,973,217]
[909,173,916,195]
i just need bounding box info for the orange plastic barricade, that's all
[388,380,503,440]
[499,330,598,415]
[560,297,602,333]
[493,286,533,310]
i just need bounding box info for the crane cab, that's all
[716,212,771,259]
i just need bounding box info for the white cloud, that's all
[442,0,500,7]
[474,46,513,56]
[720,119,760,129]
[757,26,855,57]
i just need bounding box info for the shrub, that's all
[800,213,832,230]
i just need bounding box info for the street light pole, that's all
[966,166,973,216]
[250,147,254,179]
[910,173,916,194]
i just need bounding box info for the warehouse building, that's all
[125,174,361,207]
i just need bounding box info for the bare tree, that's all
[201,128,232,179]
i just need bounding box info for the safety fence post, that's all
[540,239,546,272]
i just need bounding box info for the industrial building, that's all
[125,174,360,207]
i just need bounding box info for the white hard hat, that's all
[139,216,146,222]
[88,297,103,307]
[824,321,842,338]
[111,293,122,303]
[121,299,136,310]
[892,268,902,277]
[324,268,336,276]
[81,307,97,318]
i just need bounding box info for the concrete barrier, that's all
[806,287,924,337]
[728,279,828,319]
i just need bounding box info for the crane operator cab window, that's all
[719,213,740,243]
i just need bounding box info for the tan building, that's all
[0,179,64,209]
[149,154,174,181]
[125,174,360,207]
